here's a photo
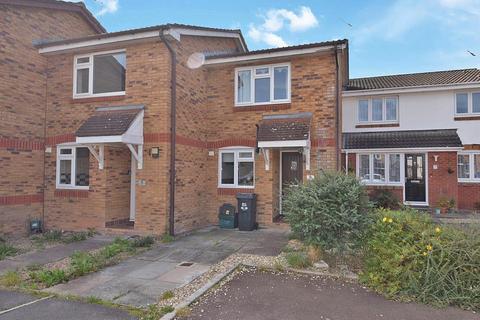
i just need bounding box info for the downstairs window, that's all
[357,153,402,184]
[458,153,480,182]
[219,148,254,188]
[56,146,90,189]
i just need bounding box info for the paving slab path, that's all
[0,235,114,275]
[0,289,135,320]
[46,227,289,307]
[180,268,480,320]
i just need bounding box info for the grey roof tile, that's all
[257,113,311,142]
[75,106,142,137]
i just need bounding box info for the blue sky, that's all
[80,0,480,78]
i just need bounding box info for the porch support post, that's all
[261,148,270,171]
[345,151,349,174]
[304,140,311,171]
[127,143,144,170]
[87,145,104,170]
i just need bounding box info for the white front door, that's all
[130,153,136,221]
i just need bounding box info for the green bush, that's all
[0,243,17,260]
[32,269,68,287]
[283,171,372,251]
[370,189,401,210]
[361,208,480,310]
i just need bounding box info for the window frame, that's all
[56,145,90,190]
[357,96,399,124]
[458,152,480,183]
[218,147,255,188]
[234,63,291,107]
[73,49,126,99]
[455,92,480,116]
[356,153,404,185]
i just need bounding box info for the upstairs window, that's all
[235,64,290,106]
[74,51,126,98]
[56,146,90,189]
[219,148,255,188]
[455,92,480,115]
[357,97,398,123]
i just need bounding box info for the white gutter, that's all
[342,147,463,153]
[204,44,346,65]
[342,82,480,97]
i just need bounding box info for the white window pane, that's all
[372,99,383,121]
[255,67,269,75]
[237,70,251,103]
[473,93,480,113]
[239,152,253,159]
[76,68,89,94]
[255,77,270,103]
[60,148,72,155]
[475,154,480,179]
[456,93,468,114]
[221,153,234,184]
[385,98,397,121]
[273,66,288,100]
[75,147,89,186]
[238,162,254,186]
[373,154,385,182]
[458,154,470,179]
[93,52,126,94]
[389,154,401,182]
[359,155,370,181]
[358,100,369,122]
[77,57,89,64]
[60,159,72,185]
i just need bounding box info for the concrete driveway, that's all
[0,290,135,320]
[46,227,288,307]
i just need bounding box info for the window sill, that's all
[355,123,399,128]
[454,115,480,121]
[233,103,290,112]
[362,182,403,187]
[458,180,480,184]
[72,95,126,104]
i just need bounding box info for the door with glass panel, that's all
[405,154,426,203]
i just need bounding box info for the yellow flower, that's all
[423,252,428,256]
[426,244,433,251]
[435,227,441,233]
[388,218,393,223]
[382,217,387,222]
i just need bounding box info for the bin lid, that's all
[236,193,256,199]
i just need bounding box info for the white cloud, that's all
[248,6,318,48]
[95,0,119,16]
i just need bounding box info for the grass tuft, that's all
[0,271,22,287]
[285,252,312,269]
[161,290,174,300]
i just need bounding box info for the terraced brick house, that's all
[0,0,349,235]
[342,69,480,211]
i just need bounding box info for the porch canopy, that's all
[257,112,312,171]
[75,105,144,169]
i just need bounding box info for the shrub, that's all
[285,252,312,269]
[70,251,97,276]
[32,269,68,287]
[283,171,372,252]
[370,189,401,210]
[132,236,155,248]
[361,208,480,310]
[0,243,17,260]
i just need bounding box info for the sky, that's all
[78,0,480,78]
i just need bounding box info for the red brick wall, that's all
[458,184,480,210]
[428,152,458,208]
[0,4,100,235]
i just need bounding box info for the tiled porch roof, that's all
[257,113,312,142]
[343,129,463,150]
[76,105,143,137]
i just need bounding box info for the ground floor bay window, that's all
[458,152,480,182]
[357,153,402,185]
[56,145,90,189]
[219,148,255,188]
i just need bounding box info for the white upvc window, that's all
[73,50,126,98]
[235,63,290,106]
[218,148,255,188]
[458,152,480,182]
[455,92,480,115]
[357,153,403,185]
[357,97,399,123]
[56,146,90,189]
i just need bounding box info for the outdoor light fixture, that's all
[150,147,160,158]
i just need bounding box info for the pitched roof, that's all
[35,23,246,49]
[0,0,105,33]
[346,69,480,91]
[205,39,347,60]
[76,106,143,137]
[257,113,312,142]
[343,129,463,150]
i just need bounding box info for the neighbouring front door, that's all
[405,154,426,203]
[281,151,303,214]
